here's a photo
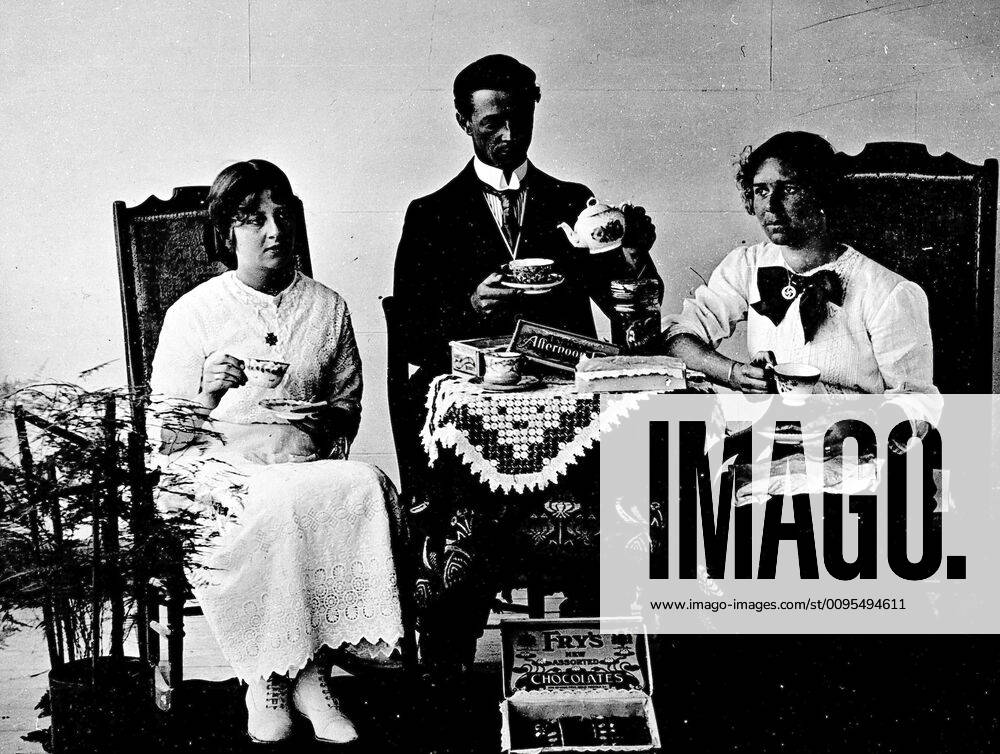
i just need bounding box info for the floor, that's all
[4,598,1000,753]
[0,592,555,754]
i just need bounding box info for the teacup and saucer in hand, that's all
[258,399,351,458]
[508,258,554,284]
[500,258,564,294]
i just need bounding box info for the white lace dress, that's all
[149,270,403,682]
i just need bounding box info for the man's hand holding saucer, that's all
[471,271,524,316]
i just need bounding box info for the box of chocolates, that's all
[500,618,660,753]
[450,336,515,377]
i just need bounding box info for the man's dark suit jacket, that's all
[393,160,651,382]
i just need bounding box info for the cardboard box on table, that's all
[450,336,513,377]
[500,618,660,753]
[451,321,621,380]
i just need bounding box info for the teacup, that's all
[773,363,821,396]
[508,258,555,284]
[245,357,290,388]
[483,350,522,385]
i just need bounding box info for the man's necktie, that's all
[484,186,521,251]
[750,266,844,343]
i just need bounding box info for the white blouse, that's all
[663,243,937,395]
[150,270,362,462]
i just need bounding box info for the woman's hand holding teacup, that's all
[729,351,775,393]
[200,351,247,408]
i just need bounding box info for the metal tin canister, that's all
[610,278,662,351]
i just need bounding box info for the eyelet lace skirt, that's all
[159,450,404,682]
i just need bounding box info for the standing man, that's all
[391,54,660,676]
[394,54,659,391]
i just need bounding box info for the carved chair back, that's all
[835,143,997,393]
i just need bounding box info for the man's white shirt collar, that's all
[473,157,529,191]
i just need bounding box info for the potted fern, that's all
[0,382,207,753]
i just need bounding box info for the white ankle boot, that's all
[292,663,359,744]
[245,673,294,743]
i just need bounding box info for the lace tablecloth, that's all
[420,374,651,494]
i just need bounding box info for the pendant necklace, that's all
[781,268,797,300]
[259,276,294,347]
[233,271,293,348]
[252,304,280,348]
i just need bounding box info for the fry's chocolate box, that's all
[450,336,513,377]
[500,618,660,753]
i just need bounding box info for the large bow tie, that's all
[751,266,844,342]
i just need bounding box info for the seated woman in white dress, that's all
[150,159,403,745]
[663,131,937,409]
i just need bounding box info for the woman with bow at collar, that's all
[662,131,936,399]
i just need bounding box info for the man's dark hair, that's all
[735,131,842,215]
[453,54,541,119]
[207,159,296,268]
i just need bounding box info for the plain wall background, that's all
[2,0,998,482]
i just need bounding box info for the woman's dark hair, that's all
[207,159,296,268]
[453,54,541,119]
[735,131,842,215]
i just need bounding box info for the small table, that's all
[413,374,657,665]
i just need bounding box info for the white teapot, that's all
[558,197,626,254]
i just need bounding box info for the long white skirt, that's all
[156,432,404,682]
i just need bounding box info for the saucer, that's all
[500,274,565,294]
[469,375,543,392]
[259,398,327,420]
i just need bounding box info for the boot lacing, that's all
[315,670,341,708]
[264,674,290,709]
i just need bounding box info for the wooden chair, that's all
[835,142,998,393]
[114,187,415,715]
[382,295,421,500]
